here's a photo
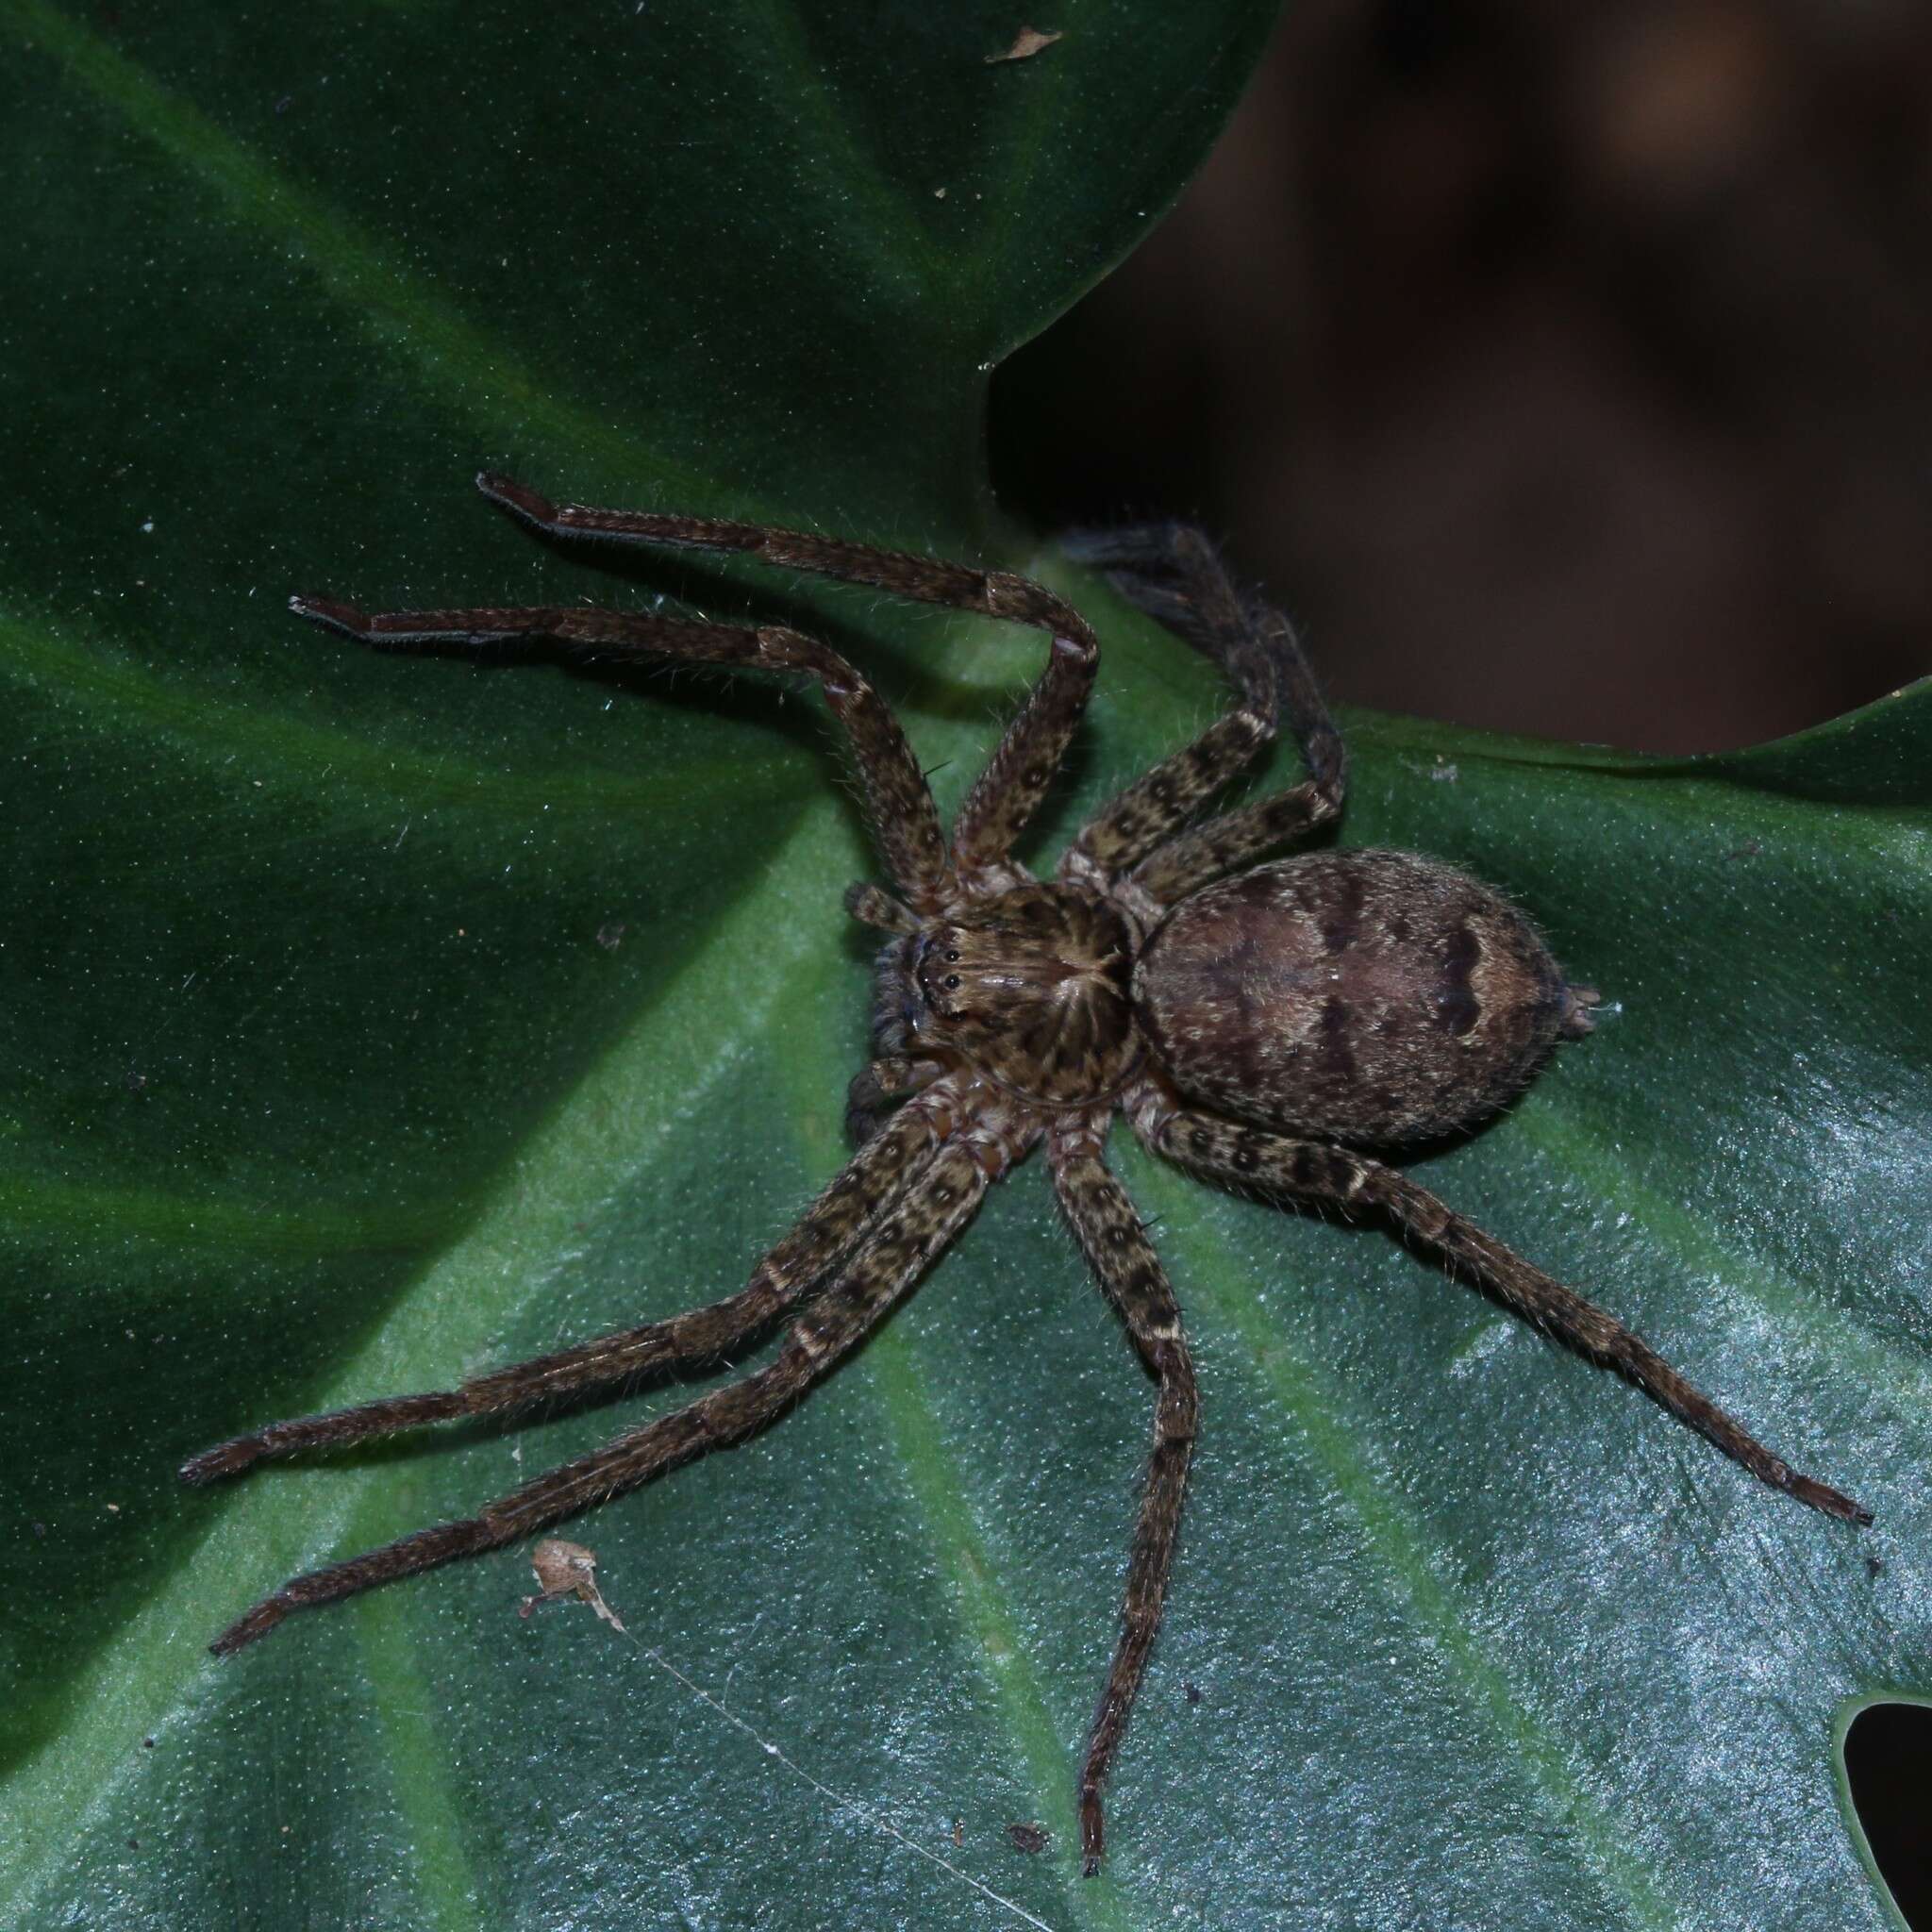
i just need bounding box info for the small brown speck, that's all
[126,1838,139,1851]
[951,1817,964,1848]
[1006,1821,1049,1855]
[987,26,1061,63]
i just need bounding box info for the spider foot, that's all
[208,1595,291,1657]
[289,593,375,640]
[1077,1785,1106,1877]
[474,470,558,528]
[843,881,918,935]
[179,1435,273,1484]
[1789,1472,1874,1525]
[208,1518,501,1657]
[1057,524,1193,573]
[289,592,567,653]
[180,1391,470,1484]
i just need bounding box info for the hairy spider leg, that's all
[475,474,1099,883]
[474,474,1100,886]
[204,1113,1033,1657]
[842,880,922,936]
[1057,525,1347,903]
[1133,1094,1871,1524]
[843,1055,948,1148]
[182,1094,952,1483]
[1126,594,1347,908]
[1049,1123,1199,1877]
[1058,525,1282,884]
[291,591,953,905]
[1059,522,1264,663]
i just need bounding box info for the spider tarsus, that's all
[1790,1474,1874,1524]
[475,470,556,526]
[1078,1791,1105,1877]
[182,1388,473,1480]
[289,593,373,640]
[178,1436,269,1484]
[1058,524,1183,573]
[208,1597,289,1657]
[843,881,919,935]
[210,1518,507,1659]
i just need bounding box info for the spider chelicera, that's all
[183,476,1868,1874]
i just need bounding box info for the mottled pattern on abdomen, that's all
[1132,849,1574,1146]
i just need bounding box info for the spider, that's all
[182,476,1869,1874]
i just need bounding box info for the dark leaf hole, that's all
[1845,1702,1932,1927]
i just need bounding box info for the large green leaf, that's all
[4,4,1928,1928]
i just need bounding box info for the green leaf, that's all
[3,5,1926,1929]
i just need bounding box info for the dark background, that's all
[991,0,1932,753]
[991,0,1932,1918]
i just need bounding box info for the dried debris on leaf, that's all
[1005,1821,1050,1855]
[519,1538,625,1631]
[986,27,1061,64]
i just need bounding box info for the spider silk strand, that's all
[615,1626,1060,1932]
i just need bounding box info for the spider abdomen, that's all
[1133,849,1591,1146]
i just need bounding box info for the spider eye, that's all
[945,950,960,962]
[944,974,961,990]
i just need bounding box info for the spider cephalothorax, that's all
[184,481,1867,1877]
[881,883,1144,1106]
